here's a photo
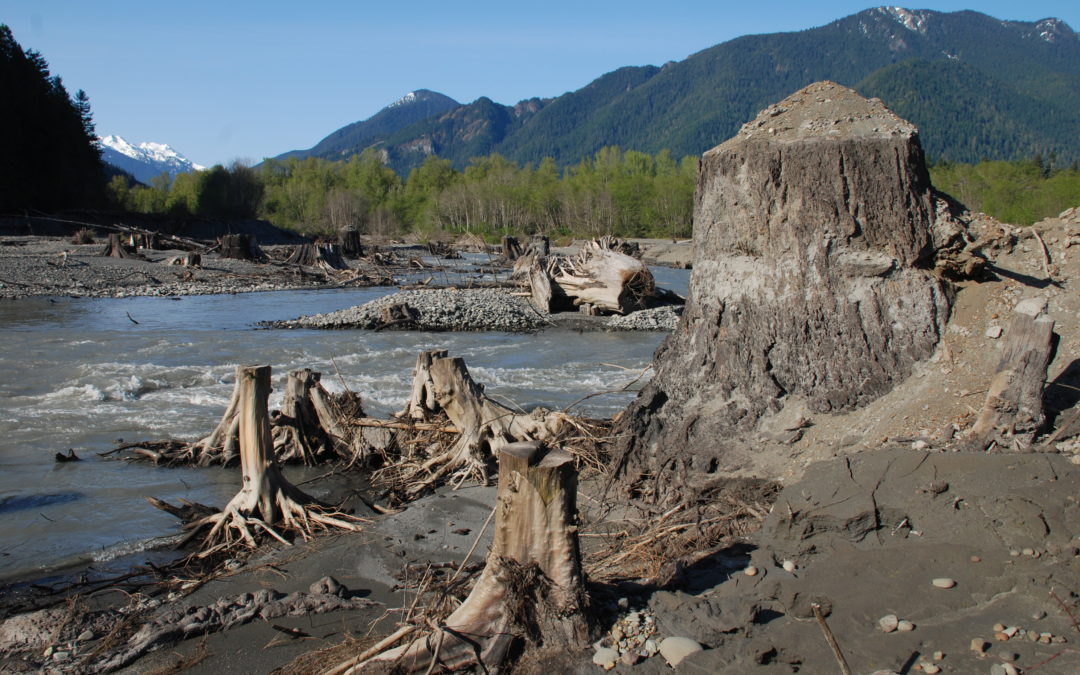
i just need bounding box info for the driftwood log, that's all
[965,298,1056,451]
[525,238,654,314]
[345,441,590,673]
[154,365,360,550]
[390,350,570,496]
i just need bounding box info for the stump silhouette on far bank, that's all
[614,81,952,496]
[341,441,590,674]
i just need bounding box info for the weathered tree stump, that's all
[219,233,263,261]
[339,228,364,258]
[528,258,554,312]
[273,369,362,464]
[965,299,1056,451]
[285,242,349,270]
[349,441,590,673]
[160,365,360,550]
[426,240,460,259]
[390,351,569,495]
[100,233,143,259]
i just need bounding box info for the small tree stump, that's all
[390,351,569,495]
[966,299,1056,451]
[273,369,361,464]
[339,228,364,258]
[354,441,590,673]
[527,234,550,257]
[376,303,418,330]
[285,242,349,270]
[100,233,143,259]
[219,234,263,261]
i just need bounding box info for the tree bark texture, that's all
[614,82,953,493]
[966,299,1056,451]
[219,234,263,261]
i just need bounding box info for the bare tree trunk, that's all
[167,252,201,267]
[349,442,590,673]
[965,300,1056,451]
[177,365,360,550]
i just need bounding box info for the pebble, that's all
[620,651,642,666]
[898,620,916,632]
[77,630,94,642]
[658,637,704,667]
[990,663,1018,675]
[782,560,796,572]
[971,556,982,563]
[879,614,899,633]
[932,577,956,589]
[992,623,1006,632]
[744,565,759,577]
[922,664,941,674]
[998,650,1017,661]
[592,647,619,669]
[932,650,944,660]
[970,638,989,653]
[1021,547,1035,556]
[985,325,1003,339]
[644,639,659,656]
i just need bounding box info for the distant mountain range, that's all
[275,7,1080,174]
[99,135,205,183]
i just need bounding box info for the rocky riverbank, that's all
[268,288,683,332]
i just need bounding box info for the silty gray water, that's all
[0,267,687,582]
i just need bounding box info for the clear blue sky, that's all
[4,1,1077,167]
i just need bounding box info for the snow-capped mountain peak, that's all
[99,135,205,183]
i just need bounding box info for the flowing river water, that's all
[0,266,688,583]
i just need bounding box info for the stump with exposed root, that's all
[387,350,571,497]
[154,365,360,552]
[273,368,362,464]
[343,441,591,673]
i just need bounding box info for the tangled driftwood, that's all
[380,350,573,497]
[522,237,655,315]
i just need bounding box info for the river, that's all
[0,266,688,583]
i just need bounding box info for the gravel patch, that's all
[607,306,682,331]
[271,288,546,332]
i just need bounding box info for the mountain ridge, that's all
[275,7,1080,173]
[99,135,205,183]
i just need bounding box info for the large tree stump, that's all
[965,299,1056,451]
[350,442,590,673]
[613,82,952,496]
[166,365,360,550]
[219,233,263,261]
[273,369,362,464]
[100,233,143,259]
[390,351,569,495]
